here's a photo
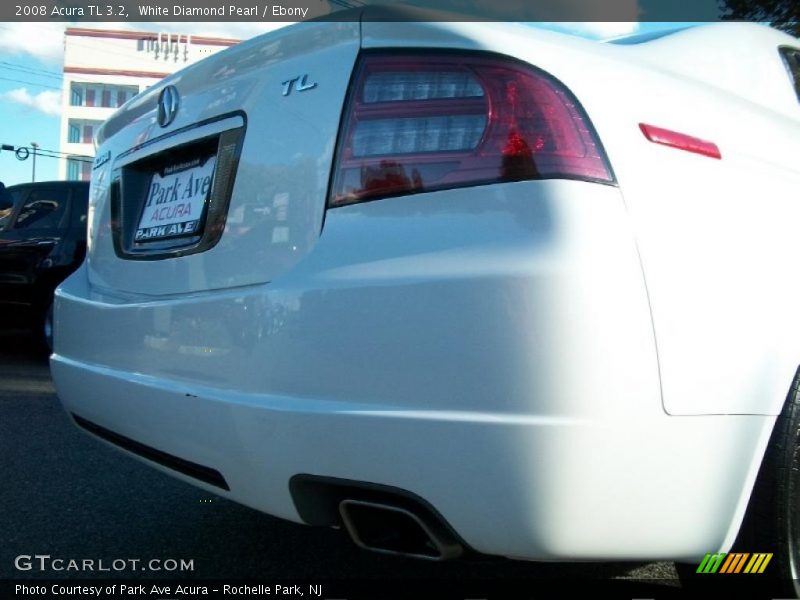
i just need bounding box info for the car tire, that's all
[732,367,800,595]
[678,368,800,596]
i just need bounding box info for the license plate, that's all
[135,156,216,242]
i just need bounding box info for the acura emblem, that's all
[157,85,180,128]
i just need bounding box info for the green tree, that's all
[720,0,799,36]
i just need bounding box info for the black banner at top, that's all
[0,0,776,23]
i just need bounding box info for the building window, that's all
[66,158,92,181]
[70,84,83,106]
[68,83,137,108]
[67,159,81,181]
[68,119,103,145]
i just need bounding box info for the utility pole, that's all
[30,142,39,182]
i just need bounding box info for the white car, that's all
[52,14,800,588]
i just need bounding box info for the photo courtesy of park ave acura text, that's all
[1,0,799,598]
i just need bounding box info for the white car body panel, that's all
[51,17,800,561]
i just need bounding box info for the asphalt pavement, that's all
[0,329,678,595]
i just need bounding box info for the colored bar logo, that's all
[696,553,773,574]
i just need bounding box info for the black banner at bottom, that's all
[3,578,797,600]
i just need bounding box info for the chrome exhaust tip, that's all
[338,498,463,561]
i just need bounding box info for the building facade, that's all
[59,28,238,180]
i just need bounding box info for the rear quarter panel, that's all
[363,21,800,416]
[599,31,800,416]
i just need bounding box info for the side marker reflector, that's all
[639,123,721,159]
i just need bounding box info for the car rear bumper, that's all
[51,180,772,560]
[53,352,771,561]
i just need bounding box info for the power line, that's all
[1,142,93,163]
[0,152,93,164]
[36,147,92,158]
[0,75,62,91]
[0,64,59,80]
[37,152,93,164]
[36,147,92,160]
[0,61,63,79]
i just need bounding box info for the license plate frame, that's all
[134,155,216,243]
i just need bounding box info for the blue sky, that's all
[0,21,688,187]
[0,22,64,186]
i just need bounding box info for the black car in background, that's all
[0,181,90,351]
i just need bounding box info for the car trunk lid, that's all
[86,20,361,296]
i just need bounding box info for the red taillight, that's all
[639,123,721,160]
[329,53,614,207]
